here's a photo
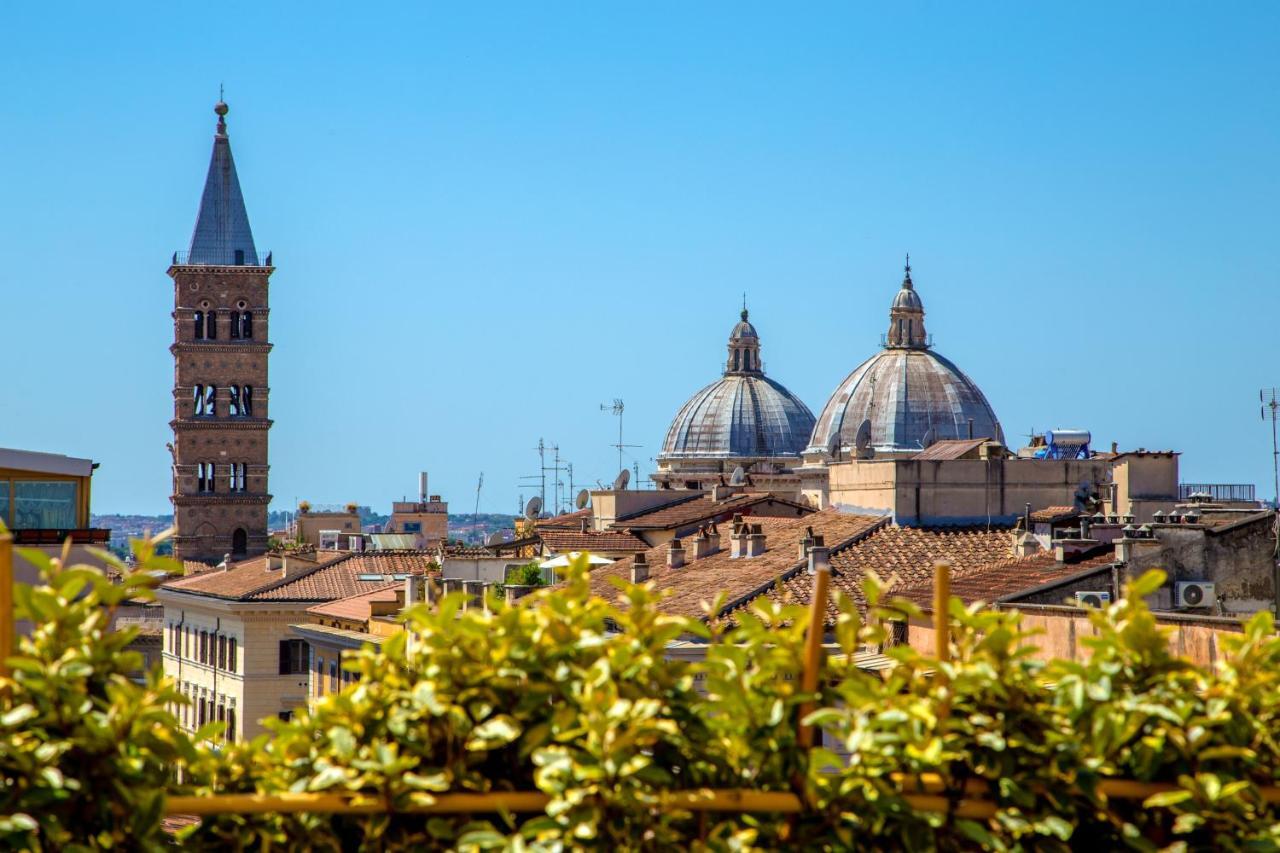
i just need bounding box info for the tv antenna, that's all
[601,398,641,480]
[519,438,570,514]
[472,472,483,544]
[1262,389,1280,510]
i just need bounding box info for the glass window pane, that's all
[13,481,78,529]
[0,480,8,528]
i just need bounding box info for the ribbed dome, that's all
[660,306,814,461]
[805,348,1004,456]
[661,374,816,459]
[806,259,1003,456]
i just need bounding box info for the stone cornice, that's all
[171,418,273,431]
[170,342,273,355]
[171,494,273,507]
[168,265,274,277]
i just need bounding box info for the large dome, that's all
[660,308,815,461]
[805,260,1004,457]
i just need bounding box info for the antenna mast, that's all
[473,472,483,544]
[1263,390,1280,510]
[601,398,641,486]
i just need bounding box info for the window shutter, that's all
[279,640,289,674]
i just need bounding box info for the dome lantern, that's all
[886,253,928,348]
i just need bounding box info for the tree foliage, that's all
[5,540,1280,850]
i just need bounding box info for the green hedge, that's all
[4,538,1280,850]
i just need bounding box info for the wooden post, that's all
[933,560,951,664]
[0,528,12,678]
[797,546,831,749]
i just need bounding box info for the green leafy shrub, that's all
[6,541,1280,850]
[0,532,205,850]
[504,561,545,587]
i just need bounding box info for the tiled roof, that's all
[540,529,649,554]
[440,543,493,558]
[291,622,387,647]
[747,524,1014,626]
[588,509,886,621]
[913,438,991,461]
[892,547,1116,611]
[307,582,401,622]
[536,509,593,529]
[1030,506,1078,524]
[163,550,438,602]
[616,492,813,531]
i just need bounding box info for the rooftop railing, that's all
[1178,483,1257,502]
[171,250,273,267]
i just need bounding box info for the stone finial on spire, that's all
[903,252,913,288]
[741,292,748,322]
[214,91,229,137]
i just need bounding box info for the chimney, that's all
[631,552,650,583]
[419,471,429,503]
[1111,441,1118,455]
[580,517,589,534]
[798,525,815,560]
[729,526,746,559]
[807,542,830,575]
[745,524,766,558]
[1024,502,1033,531]
[706,522,721,554]
[667,538,686,569]
[266,554,283,571]
[1078,516,1091,540]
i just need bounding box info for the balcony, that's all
[1178,483,1257,503]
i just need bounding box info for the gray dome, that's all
[729,309,758,340]
[892,287,922,310]
[805,348,1004,456]
[661,374,816,459]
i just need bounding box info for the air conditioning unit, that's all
[1175,581,1215,608]
[1075,591,1111,608]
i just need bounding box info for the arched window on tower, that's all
[230,312,241,339]
[193,311,205,340]
[205,311,217,340]
[228,385,240,417]
[744,351,752,371]
[193,384,204,416]
[204,385,216,417]
[733,351,740,371]
[242,385,253,417]
[241,311,252,339]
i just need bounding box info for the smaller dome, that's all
[661,375,815,459]
[730,308,758,340]
[892,287,922,310]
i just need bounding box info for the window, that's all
[194,310,205,340]
[241,311,253,339]
[217,635,227,670]
[277,710,293,723]
[316,656,325,696]
[227,709,236,742]
[229,385,240,416]
[278,639,307,675]
[194,385,216,417]
[228,638,237,672]
[242,385,253,417]
[205,311,217,340]
[329,659,339,694]
[199,631,208,664]
[403,521,422,533]
[197,698,207,727]
[12,481,77,529]
[232,527,248,556]
[230,312,241,339]
[228,463,247,493]
[234,249,245,266]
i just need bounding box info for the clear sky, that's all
[2,3,1277,515]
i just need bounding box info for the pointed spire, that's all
[741,292,749,322]
[187,99,259,265]
[903,252,913,288]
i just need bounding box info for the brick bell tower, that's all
[169,99,273,563]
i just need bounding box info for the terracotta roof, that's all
[1030,506,1078,524]
[913,438,991,460]
[588,509,886,621]
[536,508,593,529]
[540,528,648,554]
[746,524,1014,626]
[162,550,439,602]
[440,543,494,558]
[616,492,813,531]
[892,546,1116,611]
[307,582,401,621]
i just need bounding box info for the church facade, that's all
[169,101,273,563]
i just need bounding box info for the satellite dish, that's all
[575,489,590,510]
[485,531,506,546]
[612,469,631,490]
[855,419,873,453]
[524,496,543,519]
[729,466,746,486]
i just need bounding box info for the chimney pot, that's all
[667,538,686,569]
[631,551,650,583]
[745,525,766,558]
[807,544,830,576]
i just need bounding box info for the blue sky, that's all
[2,3,1277,515]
